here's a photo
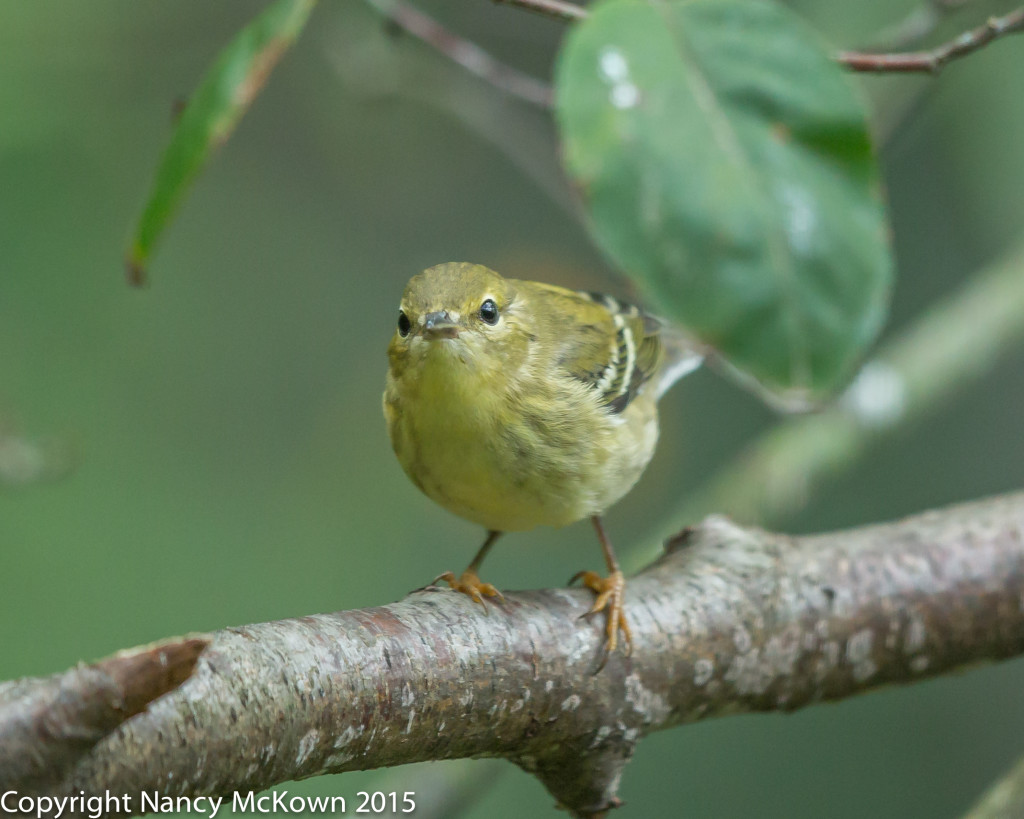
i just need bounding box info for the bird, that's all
[383,262,699,661]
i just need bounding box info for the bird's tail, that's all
[656,325,704,399]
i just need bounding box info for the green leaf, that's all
[126,0,317,285]
[555,0,892,404]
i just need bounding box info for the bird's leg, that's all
[570,516,632,659]
[434,530,505,609]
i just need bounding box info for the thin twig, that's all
[838,7,1024,73]
[328,4,581,220]
[494,0,1022,77]
[365,0,553,107]
[492,0,587,23]
[868,0,979,51]
[963,755,1024,819]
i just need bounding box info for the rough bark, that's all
[0,639,207,789]
[2,493,1024,817]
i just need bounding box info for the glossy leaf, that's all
[556,0,892,404]
[126,0,317,285]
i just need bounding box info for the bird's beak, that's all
[421,311,460,339]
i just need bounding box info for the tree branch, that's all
[3,493,1024,816]
[836,8,1024,73]
[492,0,586,24]
[492,0,1024,76]
[328,3,580,222]
[865,0,979,52]
[964,754,1024,819]
[0,638,208,789]
[366,0,553,107]
[636,240,1024,564]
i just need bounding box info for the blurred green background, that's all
[2,1,1024,816]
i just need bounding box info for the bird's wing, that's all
[519,282,665,414]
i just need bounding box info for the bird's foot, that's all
[570,569,632,660]
[433,570,505,611]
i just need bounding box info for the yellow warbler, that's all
[383,262,699,659]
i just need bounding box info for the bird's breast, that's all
[384,350,659,532]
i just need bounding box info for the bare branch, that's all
[866,0,978,52]
[838,8,1024,73]
[964,755,1024,819]
[3,493,1024,816]
[366,0,553,107]
[0,638,207,789]
[492,0,587,23]
[327,4,579,222]
[492,0,1022,77]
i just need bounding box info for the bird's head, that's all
[388,263,526,378]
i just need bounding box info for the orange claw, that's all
[570,569,632,657]
[434,570,505,611]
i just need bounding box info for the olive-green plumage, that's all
[383,262,692,533]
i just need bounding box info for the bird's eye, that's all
[397,310,411,337]
[479,299,499,325]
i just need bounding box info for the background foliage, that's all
[2,0,1024,816]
